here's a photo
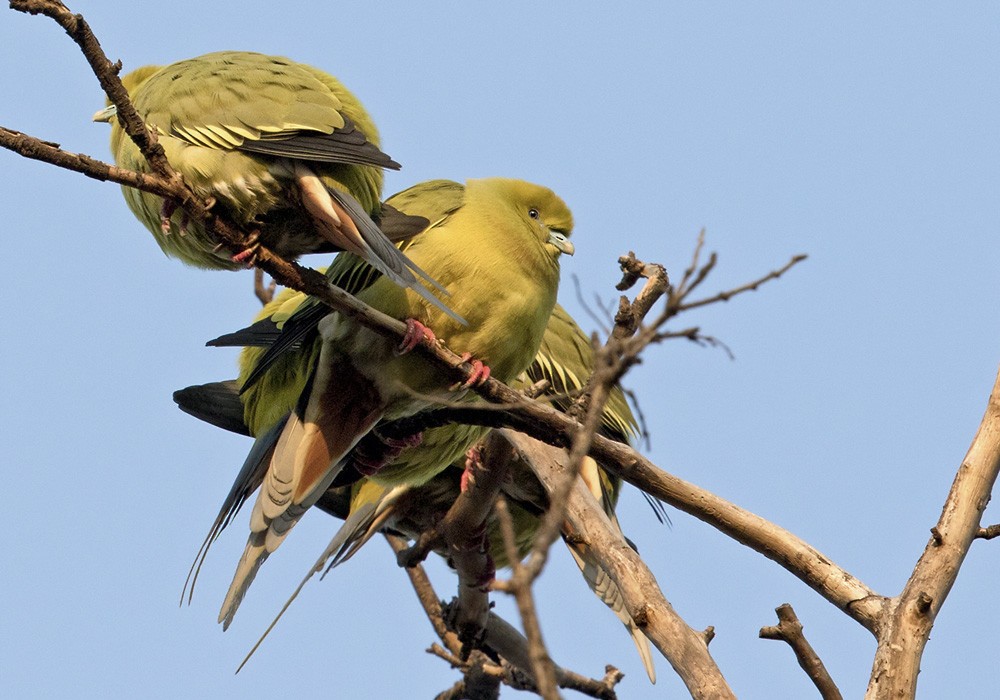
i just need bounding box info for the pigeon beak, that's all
[92,105,117,123]
[547,230,575,256]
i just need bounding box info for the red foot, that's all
[231,247,257,267]
[450,353,491,391]
[159,200,177,234]
[396,319,436,355]
[460,445,483,493]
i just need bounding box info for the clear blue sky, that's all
[2,3,998,698]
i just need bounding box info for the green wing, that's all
[526,304,638,443]
[233,180,467,391]
[134,52,396,169]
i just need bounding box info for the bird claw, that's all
[350,429,423,476]
[396,319,435,355]
[159,200,178,234]
[460,444,483,493]
[159,200,193,236]
[231,232,261,268]
[450,353,491,391]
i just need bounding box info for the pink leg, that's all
[450,353,492,391]
[396,319,436,355]
[159,200,177,234]
[460,444,483,493]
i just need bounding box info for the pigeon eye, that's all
[528,208,540,220]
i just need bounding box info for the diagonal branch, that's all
[760,603,843,700]
[865,364,1000,699]
[505,430,735,698]
[374,391,887,633]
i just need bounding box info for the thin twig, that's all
[386,534,465,657]
[493,497,560,699]
[254,269,276,306]
[677,254,808,312]
[389,535,620,699]
[433,651,502,700]
[760,604,843,700]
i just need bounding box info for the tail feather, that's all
[219,532,269,631]
[180,417,286,606]
[323,484,410,574]
[569,457,656,682]
[219,359,384,628]
[566,542,656,683]
[234,483,407,672]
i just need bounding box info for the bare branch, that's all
[975,523,1000,540]
[433,651,502,700]
[493,497,560,700]
[385,534,465,657]
[672,228,707,300]
[678,254,808,312]
[0,126,150,189]
[254,269,276,306]
[865,364,1000,699]
[389,535,620,699]
[374,392,886,633]
[505,430,735,697]
[760,604,843,700]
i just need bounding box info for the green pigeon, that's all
[94,51,455,318]
[202,178,574,629]
[310,303,658,682]
[176,302,658,681]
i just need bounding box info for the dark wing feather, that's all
[173,381,250,436]
[237,118,400,170]
[377,203,430,242]
[207,318,284,349]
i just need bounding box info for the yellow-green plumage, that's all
[175,294,655,681]
[96,52,452,315]
[218,177,573,628]
[314,302,655,681]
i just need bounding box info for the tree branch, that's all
[975,523,1000,540]
[374,376,886,634]
[760,603,843,700]
[504,430,735,698]
[387,535,621,699]
[865,365,1000,699]
[492,497,560,699]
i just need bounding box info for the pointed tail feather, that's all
[219,361,385,628]
[322,484,410,574]
[565,542,656,683]
[180,416,287,606]
[235,483,409,672]
[219,532,269,631]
